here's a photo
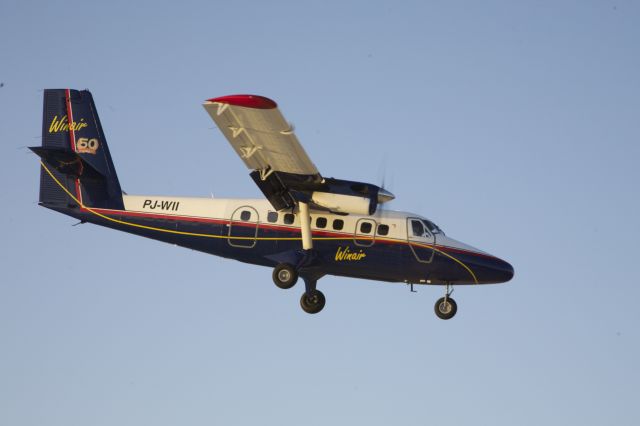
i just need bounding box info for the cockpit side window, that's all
[422,219,443,235]
[411,220,425,237]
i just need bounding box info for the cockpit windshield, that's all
[422,219,444,235]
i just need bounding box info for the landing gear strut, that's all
[271,202,327,314]
[434,283,457,320]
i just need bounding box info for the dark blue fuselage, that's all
[50,204,514,287]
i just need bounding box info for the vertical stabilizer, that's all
[32,89,124,210]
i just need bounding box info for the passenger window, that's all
[333,219,344,230]
[412,220,424,237]
[316,217,327,229]
[360,222,372,234]
[378,224,389,236]
[267,211,278,223]
[240,210,251,221]
[284,213,295,225]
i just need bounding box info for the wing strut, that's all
[299,201,313,250]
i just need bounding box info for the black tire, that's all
[300,290,326,314]
[434,296,457,320]
[272,263,298,289]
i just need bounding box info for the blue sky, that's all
[1,1,639,424]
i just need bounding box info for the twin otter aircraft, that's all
[31,89,514,319]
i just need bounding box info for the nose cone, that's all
[466,254,514,284]
[489,258,514,283]
[436,236,514,284]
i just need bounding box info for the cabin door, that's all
[228,206,259,248]
[406,218,435,263]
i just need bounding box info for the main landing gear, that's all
[434,283,457,320]
[271,201,327,315]
[272,262,326,314]
[300,289,325,314]
[272,263,298,289]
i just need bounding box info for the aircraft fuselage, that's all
[47,194,514,287]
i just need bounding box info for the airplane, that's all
[30,89,514,319]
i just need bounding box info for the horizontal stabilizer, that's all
[30,146,103,180]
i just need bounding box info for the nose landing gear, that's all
[434,283,457,320]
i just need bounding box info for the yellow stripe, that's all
[39,161,477,283]
[411,242,478,284]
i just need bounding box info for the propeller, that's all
[375,157,395,213]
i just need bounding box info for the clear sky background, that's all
[1,1,639,425]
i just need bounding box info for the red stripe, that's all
[90,207,228,225]
[436,245,496,260]
[74,180,81,202]
[65,89,83,204]
[65,89,76,152]
[84,206,497,260]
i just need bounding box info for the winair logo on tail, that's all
[143,199,180,212]
[335,246,367,261]
[48,115,89,133]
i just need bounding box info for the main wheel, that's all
[434,296,457,320]
[300,290,326,314]
[272,263,298,289]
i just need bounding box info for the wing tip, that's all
[206,94,277,109]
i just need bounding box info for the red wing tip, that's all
[206,94,277,109]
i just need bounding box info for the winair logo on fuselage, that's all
[335,246,367,261]
[48,115,89,133]
[143,199,180,211]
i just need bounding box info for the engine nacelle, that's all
[310,192,372,215]
[250,169,395,214]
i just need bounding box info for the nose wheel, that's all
[434,284,457,320]
[434,296,457,320]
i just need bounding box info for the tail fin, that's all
[30,89,124,210]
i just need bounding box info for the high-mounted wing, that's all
[203,95,394,214]
[203,95,319,178]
